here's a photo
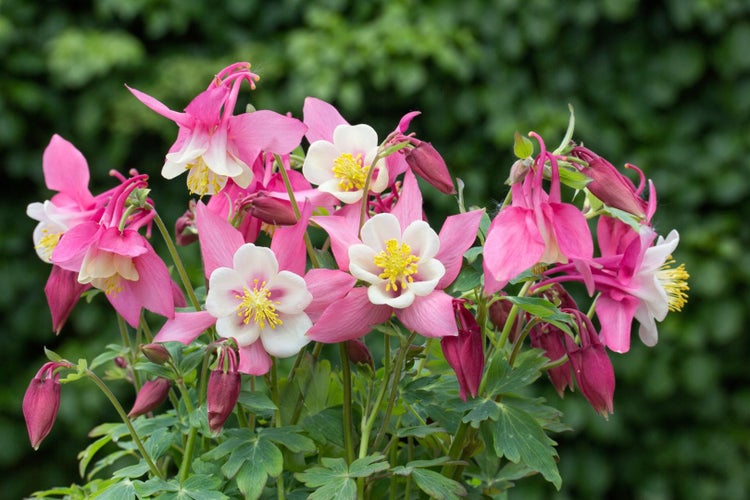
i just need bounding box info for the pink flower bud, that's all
[128,378,170,418]
[141,343,170,365]
[405,140,456,195]
[488,297,520,342]
[207,348,241,433]
[246,192,298,226]
[345,339,374,369]
[571,146,647,219]
[568,318,615,418]
[175,200,198,246]
[441,299,485,401]
[529,323,574,397]
[23,362,67,449]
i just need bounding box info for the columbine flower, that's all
[308,170,483,341]
[567,314,615,418]
[302,123,389,204]
[207,243,313,359]
[23,361,69,449]
[128,62,306,196]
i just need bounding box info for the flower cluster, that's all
[23,62,688,497]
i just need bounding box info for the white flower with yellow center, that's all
[302,124,389,204]
[348,213,445,309]
[206,244,313,357]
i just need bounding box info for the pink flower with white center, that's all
[307,170,484,342]
[128,63,306,196]
[302,123,389,204]
[206,243,313,358]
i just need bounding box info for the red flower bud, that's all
[568,316,615,418]
[405,140,456,195]
[488,297,521,342]
[529,323,574,397]
[246,192,298,226]
[175,200,198,246]
[23,362,68,449]
[128,378,170,418]
[442,299,485,401]
[345,339,374,369]
[207,348,241,433]
[141,343,170,365]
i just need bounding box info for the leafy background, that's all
[2,0,748,498]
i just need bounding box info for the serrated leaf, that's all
[223,438,283,480]
[90,479,136,500]
[238,390,277,414]
[259,426,316,454]
[182,474,227,500]
[462,398,501,427]
[301,408,344,447]
[490,401,561,489]
[483,350,546,396]
[294,458,354,500]
[132,478,178,497]
[201,432,251,461]
[411,469,467,500]
[348,454,389,477]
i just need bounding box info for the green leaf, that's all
[132,478,178,497]
[234,460,267,500]
[462,398,501,427]
[78,434,112,479]
[449,266,483,293]
[301,408,345,447]
[91,478,137,500]
[112,461,150,479]
[463,246,483,264]
[182,474,228,500]
[90,344,124,370]
[238,390,277,415]
[223,438,283,480]
[396,422,447,438]
[43,347,63,362]
[259,426,316,454]
[500,296,574,335]
[489,401,561,489]
[513,131,534,159]
[557,164,591,190]
[295,454,389,500]
[411,468,467,500]
[483,350,546,396]
[348,454,390,477]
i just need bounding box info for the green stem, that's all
[552,103,576,156]
[86,370,164,479]
[269,360,286,500]
[339,343,356,465]
[151,209,201,311]
[508,317,538,368]
[116,314,141,391]
[275,154,319,268]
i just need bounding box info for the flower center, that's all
[235,279,282,330]
[186,157,226,196]
[373,239,420,292]
[332,153,368,191]
[36,229,62,261]
[93,275,124,297]
[658,257,689,312]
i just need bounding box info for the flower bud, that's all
[529,323,574,397]
[128,378,170,418]
[568,317,615,418]
[175,200,198,246]
[207,348,241,433]
[23,362,67,449]
[405,140,456,195]
[345,339,374,369]
[441,299,485,401]
[246,192,298,226]
[141,343,170,365]
[488,297,520,342]
[571,146,647,219]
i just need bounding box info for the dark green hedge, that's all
[2,0,748,498]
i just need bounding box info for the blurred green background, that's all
[2,0,748,498]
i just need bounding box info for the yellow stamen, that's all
[658,257,689,312]
[373,239,420,292]
[186,157,226,196]
[235,279,282,330]
[93,275,124,297]
[332,153,368,191]
[35,229,62,260]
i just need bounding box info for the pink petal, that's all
[45,265,91,334]
[595,295,639,353]
[482,207,545,288]
[43,135,94,209]
[271,201,311,275]
[50,222,101,272]
[302,97,348,144]
[131,244,176,319]
[126,85,190,126]
[397,111,421,133]
[97,227,148,258]
[395,291,457,338]
[547,202,594,261]
[184,86,229,124]
[391,170,423,229]
[195,201,244,279]
[435,209,483,289]
[304,268,356,322]
[238,341,273,375]
[154,311,216,344]
[306,287,392,342]
[230,110,307,156]
[311,203,361,271]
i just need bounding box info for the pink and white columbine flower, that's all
[302,123,389,204]
[128,63,306,196]
[307,170,483,341]
[206,243,313,359]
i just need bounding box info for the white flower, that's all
[348,213,445,309]
[302,124,389,204]
[206,244,313,358]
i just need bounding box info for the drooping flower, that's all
[441,299,485,401]
[128,62,306,196]
[308,170,483,341]
[23,361,70,449]
[303,123,389,204]
[207,346,241,433]
[567,313,615,418]
[483,132,593,294]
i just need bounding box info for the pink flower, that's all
[483,133,593,294]
[23,361,69,449]
[307,170,483,341]
[441,300,485,401]
[128,63,306,195]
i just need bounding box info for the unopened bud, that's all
[114,356,128,369]
[345,339,374,369]
[529,323,574,397]
[405,141,456,195]
[175,200,198,246]
[568,313,615,418]
[128,378,170,417]
[247,192,298,226]
[23,362,68,449]
[141,343,170,365]
[442,299,485,401]
[488,298,520,342]
[207,348,241,433]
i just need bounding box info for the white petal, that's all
[408,259,445,297]
[368,282,415,309]
[268,271,313,314]
[207,267,245,317]
[360,213,402,252]
[303,141,339,185]
[635,305,659,347]
[216,315,261,346]
[369,158,389,194]
[402,220,440,260]
[348,244,381,283]
[333,124,378,154]
[640,230,680,272]
[260,313,312,357]
[233,244,278,284]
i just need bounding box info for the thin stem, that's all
[116,314,141,391]
[497,280,532,350]
[508,317,539,368]
[275,154,319,268]
[339,343,356,465]
[552,103,576,156]
[151,209,201,311]
[85,370,164,479]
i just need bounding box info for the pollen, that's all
[373,239,420,292]
[186,157,226,196]
[658,257,689,312]
[96,275,124,297]
[332,153,368,191]
[35,229,62,261]
[235,279,282,330]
